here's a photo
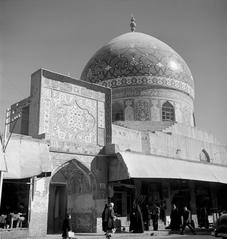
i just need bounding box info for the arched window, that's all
[112,102,124,121]
[162,101,175,122]
[199,149,210,163]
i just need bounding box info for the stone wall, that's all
[112,123,227,165]
[29,177,50,237]
[112,124,142,152]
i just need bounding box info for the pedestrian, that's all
[62,214,72,239]
[169,204,181,231]
[106,202,115,238]
[142,204,150,231]
[160,201,166,225]
[129,203,137,232]
[102,204,108,234]
[129,201,144,233]
[151,203,160,231]
[180,206,196,235]
[199,206,209,229]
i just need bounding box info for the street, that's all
[43,232,215,239]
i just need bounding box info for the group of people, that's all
[167,204,196,235]
[130,202,161,233]
[102,202,197,236]
[101,201,162,235]
[0,203,27,229]
[61,202,197,238]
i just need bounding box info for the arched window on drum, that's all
[162,101,175,122]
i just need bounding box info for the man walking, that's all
[181,206,196,235]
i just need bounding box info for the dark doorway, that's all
[47,184,67,234]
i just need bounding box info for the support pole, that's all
[0,108,10,207]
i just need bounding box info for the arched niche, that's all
[199,149,211,163]
[47,159,97,234]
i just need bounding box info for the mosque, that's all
[1,17,227,237]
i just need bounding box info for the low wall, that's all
[0,228,28,239]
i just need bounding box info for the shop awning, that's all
[109,151,227,184]
[3,134,52,179]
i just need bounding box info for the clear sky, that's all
[0,0,227,143]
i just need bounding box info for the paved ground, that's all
[42,232,215,239]
[44,235,214,239]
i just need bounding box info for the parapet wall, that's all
[112,123,227,165]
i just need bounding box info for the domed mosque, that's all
[3,16,227,236]
[81,16,195,131]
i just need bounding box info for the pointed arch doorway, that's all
[47,159,96,234]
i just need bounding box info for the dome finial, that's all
[130,14,136,32]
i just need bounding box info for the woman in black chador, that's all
[169,204,181,231]
[102,204,108,234]
[130,202,144,233]
[62,214,72,239]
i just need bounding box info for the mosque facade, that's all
[1,18,227,237]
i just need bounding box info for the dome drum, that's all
[111,88,194,129]
[98,75,194,99]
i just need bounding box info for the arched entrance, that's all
[47,159,97,234]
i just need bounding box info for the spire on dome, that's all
[130,15,136,32]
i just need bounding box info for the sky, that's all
[0,0,227,144]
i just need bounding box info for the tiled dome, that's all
[81,32,194,98]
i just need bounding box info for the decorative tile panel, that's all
[50,91,97,144]
[98,101,105,128]
[37,72,112,149]
[97,128,105,146]
[135,100,150,121]
[124,99,134,121]
[39,88,51,135]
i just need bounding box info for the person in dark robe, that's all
[106,202,115,238]
[160,201,167,225]
[142,204,150,231]
[151,203,160,231]
[129,202,144,233]
[62,214,72,239]
[169,204,181,231]
[129,203,137,232]
[199,206,209,229]
[102,204,108,234]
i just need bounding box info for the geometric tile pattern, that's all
[99,75,194,98]
[51,91,97,144]
[39,76,107,147]
[81,32,194,98]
